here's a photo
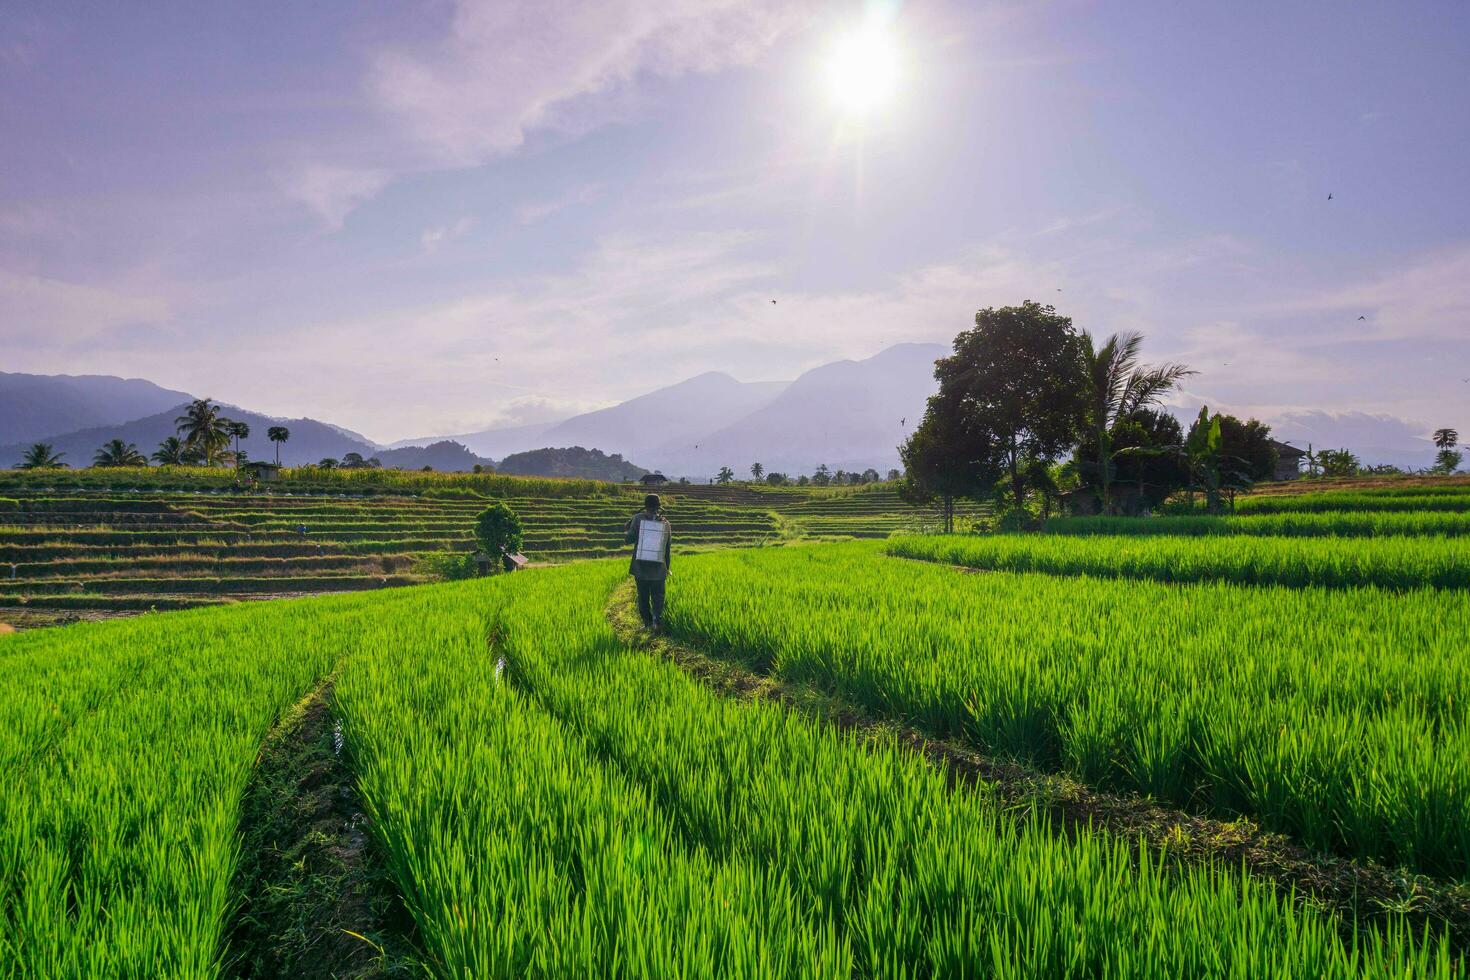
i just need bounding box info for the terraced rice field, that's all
[2,476,1465,975]
[0,478,974,620]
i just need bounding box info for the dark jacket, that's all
[625,511,672,581]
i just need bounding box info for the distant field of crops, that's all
[888,532,1470,589]
[665,543,1470,879]
[0,479,963,619]
[1041,511,1470,536]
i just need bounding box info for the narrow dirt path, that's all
[224,677,424,979]
[604,583,1470,954]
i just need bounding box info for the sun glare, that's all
[824,27,899,117]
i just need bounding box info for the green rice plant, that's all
[335,564,1457,976]
[887,532,1470,589]
[1041,512,1470,536]
[1236,491,1470,514]
[664,543,1470,879]
[0,598,354,975]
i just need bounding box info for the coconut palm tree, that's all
[175,398,232,466]
[152,436,187,465]
[1079,331,1194,514]
[93,439,148,467]
[18,443,66,469]
[266,426,290,465]
[1433,428,1459,451]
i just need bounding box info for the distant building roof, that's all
[1269,440,1306,459]
[639,472,668,485]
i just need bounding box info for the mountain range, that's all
[3,346,1446,476]
[390,344,945,476]
[4,344,946,476]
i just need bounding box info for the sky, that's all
[2,0,1468,451]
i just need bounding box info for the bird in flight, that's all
[1327,193,1333,200]
[900,417,906,426]
[771,299,777,304]
[1357,315,1366,321]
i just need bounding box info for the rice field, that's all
[664,543,1470,879]
[1,474,1465,973]
[1234,491,1470,514]
[0,564,1458,976]
[1040,511,1470,536]
[887,532,1470,589]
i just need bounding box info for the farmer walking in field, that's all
[625,493,672,632]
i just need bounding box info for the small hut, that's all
[471,551,496,577]
[1269,440,1306,481]
[501,551,530,573]
[639,472,669,486]
[242,461,282,481]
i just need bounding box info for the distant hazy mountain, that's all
[644,343,946,477]
[497,446,648,481]
[375,440,492,472]
[0,372,193,446]
[1,403,378,469]
[1268,410,1440,471]
[387,420,561,459]
[536,373,790,461]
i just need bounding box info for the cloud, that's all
[0,269,171,344]
[281,164,391,229]
[420,216,475,253]
[1259,243,1470,344]
[368,0,820,166]
[516,183,603,225]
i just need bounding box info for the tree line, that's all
[897,301,1463,529]
[16,399,292,470]
[711,464,901,487]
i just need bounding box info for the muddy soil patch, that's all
[605,585,1470,955]
[225,679,423,979]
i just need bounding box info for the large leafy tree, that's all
[1109,408,1189,511]
[898,385,988,532]
[266,426,290,464]
[926,301,1088,512]
[474,503,524,562]
[1216,415,1278,484]
[18,443,67,469]
[93,439,148,467]
[175,399,232,466]
[1078,331,1193,513]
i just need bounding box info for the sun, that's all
[824,27,899,117]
